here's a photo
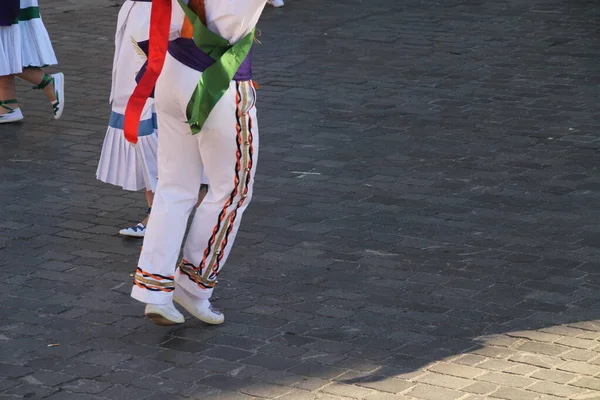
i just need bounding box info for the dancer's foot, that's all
[32,72,65,119]
[145,302,185,326]
[119,207,151,238]
[268,0,284,7]
[174,288,224,325]
[0,100,23,123]
[51,73,65,119]
[119,223,146,238]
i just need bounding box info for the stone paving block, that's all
[196,374,253,392]
[97,370,146,385]
[556,337,599,350]
[414,372,472,390]
[191,392,257,400]
[255,370,303,387]
[489,387,539,400]
[230,365,268,379]
[0,379,20,393]
[22,370,76,386]
[517,342,569,357]
[178,383,221,398]
[288,363,346,380]
[557,361,600,376]
[462,381,499,395]
[503,362,541,377]
[305,340,356,355]
[471,347,517,360]
[160,367,211,383]
[300,350,348,366]
[100,384,156,400]
[475,372,537,388]
[428,363,486,379]
[57,362,107,380]
[475,359,512,372]
[528,380,588,397]
[195,357,241,374]
[506,331,563,343]
[243,354,299,371]
[42,392,107,400]
[321,382,376,398]
[60,379,112,394]
[363,394,416,400]
[0,364,35,378]
[74,350,132,367]
[571,376,600,391]
[240,382,293,398]
[259,343,309,359]
[335,358,382,373]
[272,389,316,400]
[130,376,183,395]
[561,349,599,362]
[208,334,265,351]
[201,345,255,361]
[531,369,578,384]
[406,383,464,400]
[293,376,331,391]
[453,355,488,367]
[116,358,173,375]
[508,353,565,369]
[4,384,58,398]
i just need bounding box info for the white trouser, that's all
[131,53,259,305]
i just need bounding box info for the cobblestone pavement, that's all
[1,0,600,399]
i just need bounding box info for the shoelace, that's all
[128,223,146,232]
[32,74,60,116]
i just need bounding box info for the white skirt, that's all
[0,25,21,76]
[96,111,159,192]
[0,0,58,76]
[96,1,158,192]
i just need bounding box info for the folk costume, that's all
[96,0,184,237]
[0,0,64,123]
[125,0,267,325]
[0,0,57,76]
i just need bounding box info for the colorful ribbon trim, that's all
[124,0,255,142]
[109,111,156,137]
[19,7,41,22]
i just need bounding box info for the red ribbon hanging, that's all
[124,0,172,144]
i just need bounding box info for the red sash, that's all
[123,0,172,144]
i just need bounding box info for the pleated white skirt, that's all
[97,115,159,192]
[19,17,58,69]
[96,1,158,192]
[0,0,58,76]
[0,25,21,76]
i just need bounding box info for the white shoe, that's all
[268,0,284,7]
[174,289,225,325]
[144,302,185,326]
[119,223,146,238]
[51,73,65,120]
[0,108,24,124]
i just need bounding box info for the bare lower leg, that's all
[17,67,56,102]
[0,75,18,115]
[141,189,154,226]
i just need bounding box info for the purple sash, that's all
[135,38,252,98]
[0,0,20,26]
[168,38,253,81]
